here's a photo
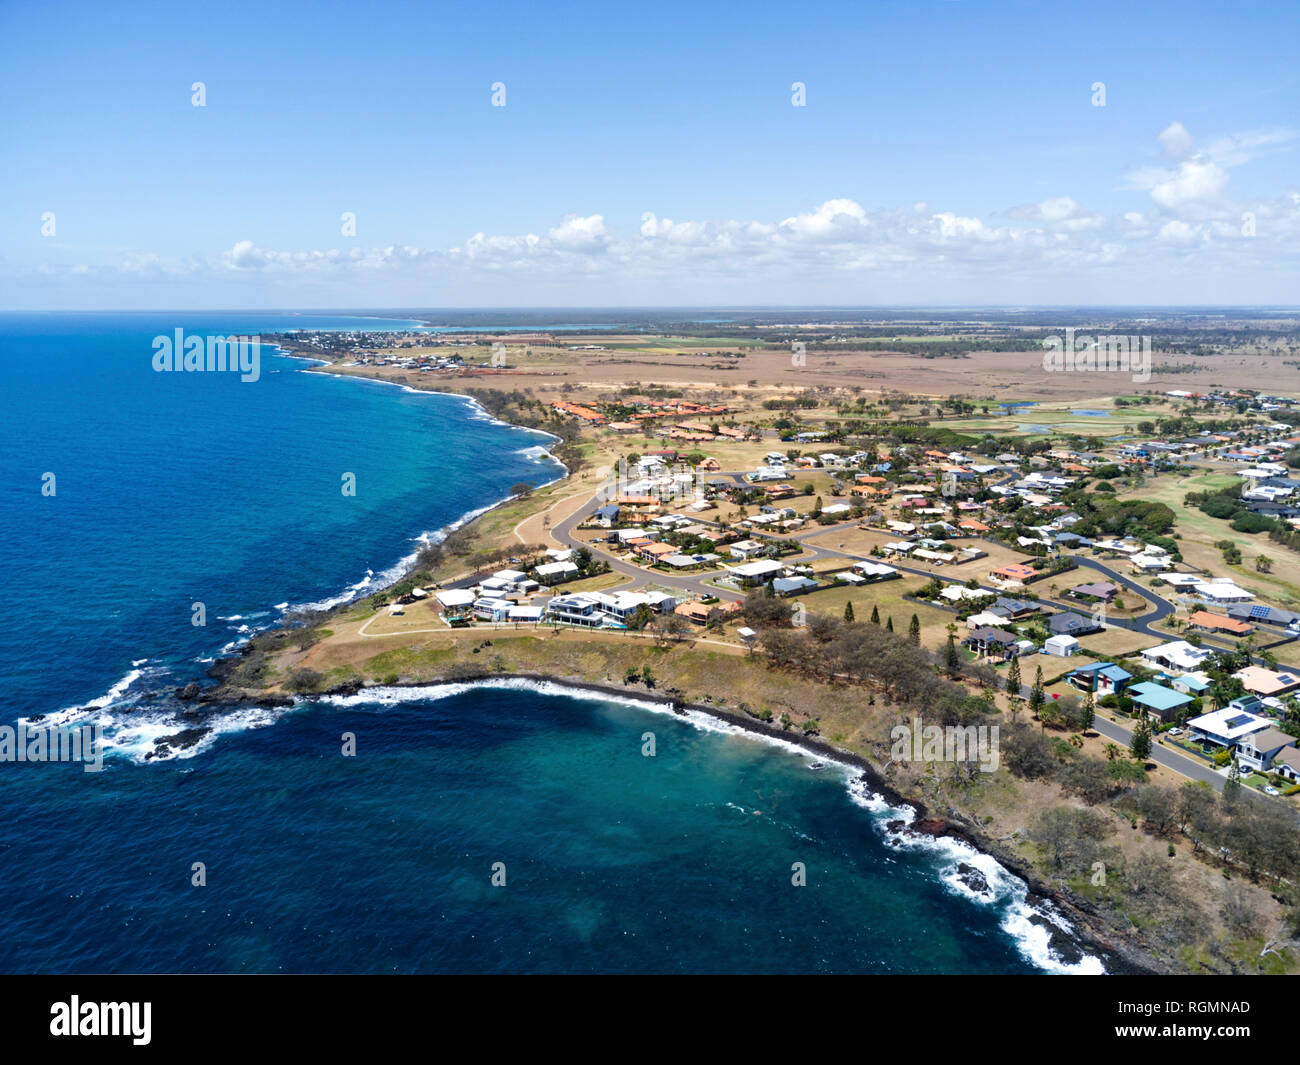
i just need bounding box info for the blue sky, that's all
[2,0,1297,308]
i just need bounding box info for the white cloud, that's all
[1149,161,1229,210]
[1157,121,1194,159]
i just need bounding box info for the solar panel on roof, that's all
[1249,604,1270,618]
[1226,714,1255,729]
[1279,674,1297,684]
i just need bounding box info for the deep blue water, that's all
[0,312,561,721]
[0,313,1091,974]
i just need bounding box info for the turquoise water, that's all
[0,680,1081,974]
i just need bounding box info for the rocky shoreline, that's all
[178,658,1164,975]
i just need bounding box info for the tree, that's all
[885,616,894,633]
[870,604,880,625]
[843,601,855,623]
[1256,555,1274,573]
[1129,716,1152,762]
[908,613,921,645]
[1078,688,1095,733]
[1005,655,1022,695]
[1224,757,1242,800]
[945,633,961,675]
[1028,665,1045,718]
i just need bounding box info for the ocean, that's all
[0,312,1098,974]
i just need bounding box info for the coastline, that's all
[170,348,1164,974]
[44,341,1164,975]
[306,669,1160,976]
[29,344,571,728]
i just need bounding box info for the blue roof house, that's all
[1128,681,1194,722]
[1067,662,1132,695]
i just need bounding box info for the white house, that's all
[1043,634,1080,657]
[1193,579,1254,602]
[726,559,785,586]
[1186,706,1271,750]
[1235,726,1297,772]
[473,596,513,622]
[1140,640,1214,673]
[535,560,579,583]
[853,561,899,580]
[434,588,476,614]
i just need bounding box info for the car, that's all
[1264,786,1281,796]
[1167,727,1183,736]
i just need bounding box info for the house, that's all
[507,605,544,624]
[674,601,715,625]
[590,590,654,623]
[966,611,1013,630]
[965,626,1019,659]
[1227,694,1265,715]
[592,503,621,528]
[1232,666,1300,698]
[473,596,514,622]
[534,560,580,583]
[1165,671,1211,697]
[1067,663,1132,695]
[1270,747,1300,782]
[853,561,899,581]
[1140,640,1214,673]
[663,552,720,569]
[1069,581,1119,602]
[1127,681,1194,722]
[434,588,477,617]
[1186,610,1253,636]
[545,593,605,627]
[1130,552,1173,573]
[990,563,1038,587]
[727,559,784,586]
[613,527,653,544]
[1049,612,1102,637]
[772,576,819,596]
[478,576,517,596]
[940,585,995,604]
[644,590,681,613]
[1193,579,1254,602]
[1227,603,1300,628]
[636,541,678,563]
[991,597,1040,620]
[1043,634,1080,657]
[729,539,766,560]
[697,457,721,471]
[1187,706,1272,750]
[737,626,758,646]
